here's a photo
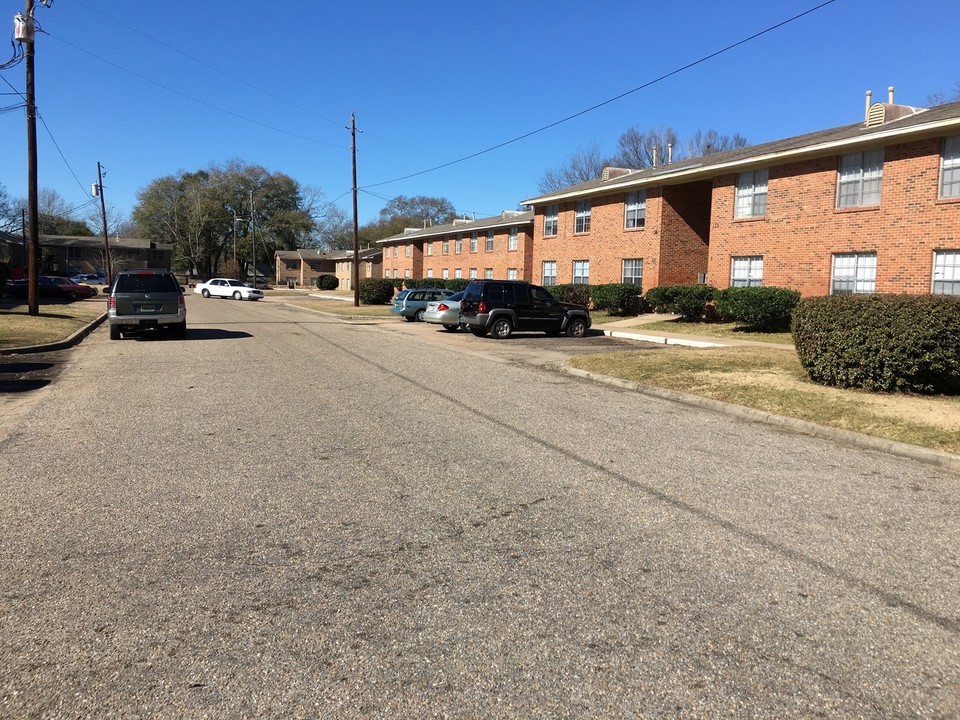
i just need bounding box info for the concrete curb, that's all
[600,328,728,348]
[562,366,960,476]
[0,312,107,355]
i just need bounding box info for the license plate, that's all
[137,305,157,313]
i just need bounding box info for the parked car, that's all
[7,275,97,300]
[459,280,591,339]
[104,269,186,340]
[390,288,455,321]
[422,291,466,330]
[70,273,107,286]
[194,278,264,301]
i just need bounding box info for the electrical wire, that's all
[361,0,838,190]
[46,32,350,151]
[71,0,345,130]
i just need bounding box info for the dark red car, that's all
[7,275,97,301]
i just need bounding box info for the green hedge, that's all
[591,283,644,315]
[315,274,339,290]
[359,278,396,305]
[403,278,445,289]
[645,285,716,321]
[546,283,592,306]
[792,294,960,394]
[713,286,800,331]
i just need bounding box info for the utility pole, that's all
[22,0,40,315]
[95,162,112,284]
[350,112,360,307]
[249,190,256,287]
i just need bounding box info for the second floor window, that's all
[442,238,450,254]
[735,169,768,218]
[544,205,558,236]
[508,226,518,251]
[574,200,591,233]
[426,242,433,256]
[624,190,646,228]
[404,243,411,257]
[941,136,960,199]
[485,230,494,252]
[455,235,463,254]
[470,232,478,252]
[837,149,883,208]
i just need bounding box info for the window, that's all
[508,226,518,251]
[574,200,591,233]
[837,149,883,208]
[831,252,876,294]
[67,247,82,259]
[455,235,462,254]
[485,230,494,252]
[455,268,462,279]
[285,260,297,270]
[392,269,398,279]
[442,238,450,254]
[573,259,590,284]
[404,269,411,278]
[470,232,478,253]
[731,256,763,287]
[469,268,477,279]
[442,268,449,280]
[393,245,398,258]
[941,136,960,199]
[933,250,960,295]
[507,268,518,280]
[542,261,557,286]
[622,258,643,286]
[624,190,646,228]
[735,169,768,218]
[544,205,558,237]
[426,268,434,278]
[484,268,494,279]
[404,243,411,257]
[426,241,434,256]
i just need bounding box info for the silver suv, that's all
[105,269,187,340]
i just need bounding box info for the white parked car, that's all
[194,278,264,301]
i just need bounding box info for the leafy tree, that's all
[537,143,611,193]
[359,194,457,243]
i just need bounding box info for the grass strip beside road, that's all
[568,345,960,455]
[280,297,394,318]
[0,303,105,350]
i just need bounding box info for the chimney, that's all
[888,86,895,104]
[865,90,872,121]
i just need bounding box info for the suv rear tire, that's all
[490,317,513,339]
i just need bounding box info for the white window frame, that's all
[484,267,494,279]
[940,136,960,199]
[426,268,434,278]
[831,252,876,295]
[542,260,557,286]
[574,200,591,234]
[624,190,646,229]
[544,205,558,237]
[455,235,462,254]
[470,232,478,253]
[622,258,643,286]
[441,268,449,280]
[485,230,494,252]
[730,256,763,287]
[442,238,450,255]
[735,169,768,218]
[404,269,411,278]
[426,241,433,256]
[508,226,518,251]
[933,250,960,295]
[507,268,518,280]
[837,149,883,208]
[469,267,477,279]
[454,267,462,279]
[572,259,590,285]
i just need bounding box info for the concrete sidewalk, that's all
[597,313,796,350]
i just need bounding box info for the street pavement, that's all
[0,295,957,718]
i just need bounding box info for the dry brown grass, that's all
[569,345,960,455]
[0,301,105,349]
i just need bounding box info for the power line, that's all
[362,0,837,190]
[46,32,350,151]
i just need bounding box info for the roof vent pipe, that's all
[865,90,872,121]
[668,143,673,164]
[888,86,895,104]
[652,145,658,168]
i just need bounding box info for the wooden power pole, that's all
[96,162,112,284]
[23,0,40,315]
[350,112,360,307]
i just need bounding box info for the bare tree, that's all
[685,129,748,158]
[0,183,18,233]
[537,143,611,193]
[610,126,683,169]
[927,82,960,106]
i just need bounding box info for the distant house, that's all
[331,247,382,290]
[522,93,960,297]
[0,233,172,278]
[274,248,337,287]
[378,211,534,284]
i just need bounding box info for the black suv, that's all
[459,280,591,339]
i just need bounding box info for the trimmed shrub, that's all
[358,277,395,305]
[390,278,404,290]
[792,294,960,394]
[315,274,339,291]
[644,285,716,321]
[547,283,591,306]
[591,283,644,316]
[446,278,470,292]
[403,278,447,289]
[713,286,800,331]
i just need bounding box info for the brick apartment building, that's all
[522,93,960,297]
[379,211,534,284]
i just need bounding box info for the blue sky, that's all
[1,0,958,230]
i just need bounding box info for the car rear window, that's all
[114,274,179,293]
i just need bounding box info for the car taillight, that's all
[437,303,450,311]
[478,301,487,313]
[107,296,116,311]
[178,295,185,308]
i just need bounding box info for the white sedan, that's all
[193,278,264,301]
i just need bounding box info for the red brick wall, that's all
[707,137,960,296]
[658,181,712,286]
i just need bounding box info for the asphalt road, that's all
[1,295,957,718]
